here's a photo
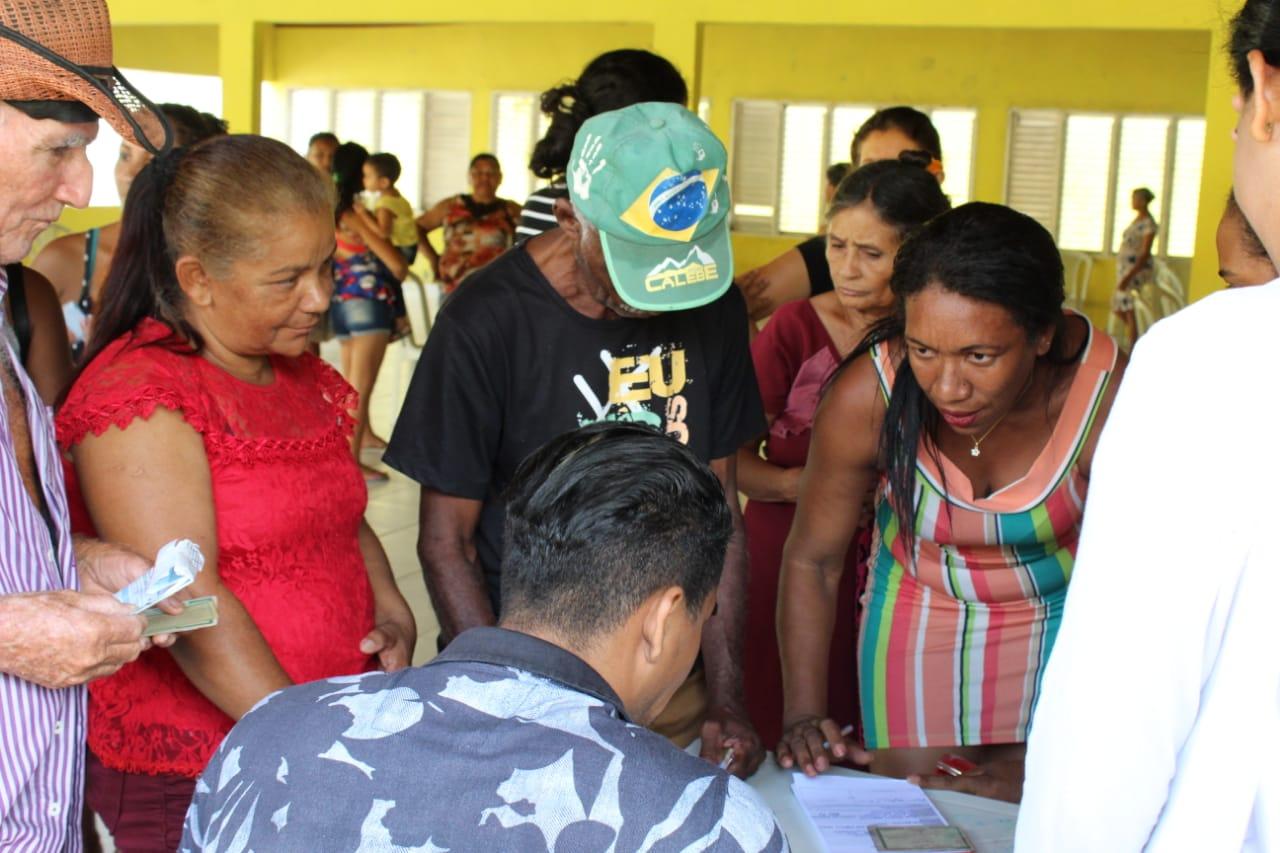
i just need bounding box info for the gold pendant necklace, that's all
[970,419,1004,457]
[967,369,1039,457]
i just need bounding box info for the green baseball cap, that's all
[568,102,733,312]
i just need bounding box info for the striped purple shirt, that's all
[0,267,84,853]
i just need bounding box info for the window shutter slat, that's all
[1005,109,1065,236]
[423,92,473,206]
[730,100,783,233]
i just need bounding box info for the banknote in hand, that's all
[141,596,218,638]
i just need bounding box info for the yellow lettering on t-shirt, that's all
[647,349,688,398]
[609,356,650,404]
[665,395,690,445]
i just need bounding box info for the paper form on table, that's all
[791,774,968,852]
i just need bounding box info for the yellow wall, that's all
[710,24,1210,320]
[272,23,653,156]
[112,25,219,75]
[60,1,1239,306]
[702,25,1208,205]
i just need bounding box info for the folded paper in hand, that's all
[115,539,205,613]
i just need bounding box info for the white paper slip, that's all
[115,539,205,613]
[792,775,967,853]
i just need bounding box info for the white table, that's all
[746,757,1019,852]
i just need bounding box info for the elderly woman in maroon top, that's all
[738,159,950,748]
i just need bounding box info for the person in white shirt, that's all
[1015,1,1280,849]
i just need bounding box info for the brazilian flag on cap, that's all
[568,102,733,312]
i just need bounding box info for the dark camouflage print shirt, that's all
[181,627,788,852]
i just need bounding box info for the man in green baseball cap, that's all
[386,101,767,779]
[567,101,733,312]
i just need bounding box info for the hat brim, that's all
[600,216,734,312]
[0,24,171,154]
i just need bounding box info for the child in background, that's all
[306,131,339,175]
[363,153,418,265]
[361,152,413,342]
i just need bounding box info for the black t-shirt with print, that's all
[384,244,765,609]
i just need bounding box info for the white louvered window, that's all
[378,93,425,211]
[492,92,552,205]
[334,90,377,150]
[279,88,473,213]
[1166,119,1206,257]
[828,105,876,167]
[730,100,783,233]
[730,101,977,235]
[421,92,474,207]
[1006,108,1204,258]
[778,104,828,234]
[1004,110,1065,236]
[930,109,977,207]
[1111,116,1170,252]
[1059,114,1114,252]
[86,69,223,207]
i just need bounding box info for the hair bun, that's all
[539,82,579,116]
[898,149,944,178]
[897,150,933,168]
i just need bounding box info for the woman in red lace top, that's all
[56,136,416,851]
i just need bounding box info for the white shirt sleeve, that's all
[1015,304,1278,852]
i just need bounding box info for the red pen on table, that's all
[935,753,982,777]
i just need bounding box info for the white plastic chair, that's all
[1151,260,1187,317]
[389,272,431,403]
[1119,261,1186,343]
[1060,250,1093,311]
[400,271,431,348]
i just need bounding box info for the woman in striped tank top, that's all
[777,203,1127,787]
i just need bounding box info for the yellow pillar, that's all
[217,17,269,134]
[1188,24,1236,303]
[973,107,1009,204]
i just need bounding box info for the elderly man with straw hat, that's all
[0,1,176,850]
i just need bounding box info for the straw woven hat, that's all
[0,0,170,152]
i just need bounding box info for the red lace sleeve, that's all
[57,323,213,449]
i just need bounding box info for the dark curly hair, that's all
[157,103,228,148]
[529,49,687,180]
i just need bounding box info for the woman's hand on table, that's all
[777,714,872,777]
[359,617,415,672]
[700,705,765,779]
[907,758,1025,803]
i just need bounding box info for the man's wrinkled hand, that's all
[74,536,181,611]
[0,590,149,689]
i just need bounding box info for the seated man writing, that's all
[181,422,787,851]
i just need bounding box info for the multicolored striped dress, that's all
[860,316,1117,749]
